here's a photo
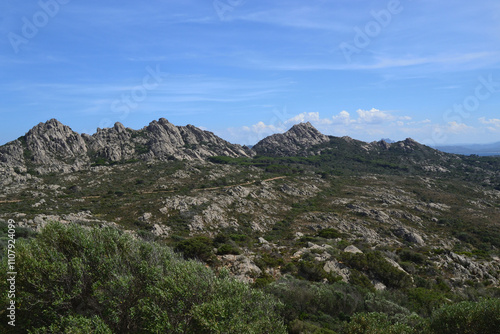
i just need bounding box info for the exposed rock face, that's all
[0,118,460,180]
[0,118,252,175]
[88,118,252,162]
[25,119,90,173]
[84,122,136,162]
[218,254,262,283]
[392,226,425,245]
[324,259,350,282]
[0,140,25,166]
[253,122,329,156]
[344,245,363,254]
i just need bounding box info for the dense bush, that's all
[398,249,426,265]
[0,222,286,333]
[216,243,241,255]
[341,312,417,334]
[174,235,215,263]
[318,228,342,239]
[427,299,500,334]
[341,252,413,289]
[406,287,447,317]
[266,276,366,330]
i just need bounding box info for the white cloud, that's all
[285,112,332,125]
[445,121,473,134]
[479,117,500,132]
[331,110,353,125]
[224,110,486,146]
[226,108,418,144]
[356,108,395,124]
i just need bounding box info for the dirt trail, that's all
[0,199,22,203]
[0,176,288,203]
[194,175,287,192]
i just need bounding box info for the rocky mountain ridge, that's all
[0,118,252,175]
[253,122,330,156]
[1,118,450,176]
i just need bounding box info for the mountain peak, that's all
[0,118,253,174]
[253,122,329,156]
[403,138,419,145]
[286,122,324,138]
[31,118,65,132]
[289,121,313,130]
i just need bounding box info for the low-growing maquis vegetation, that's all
[1,222,499,333]
[0,222,286,334]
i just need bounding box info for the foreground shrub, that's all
[0,222,285,334]
[428,298,500,334]
[266,276,365,329]
[342,312,417,334]
[341,252,412,289]
[174,235,215,263]
[28,315,112,334]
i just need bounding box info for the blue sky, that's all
[1,0,499,146]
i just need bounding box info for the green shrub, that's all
[266,277,365,327]
[174,236,215,263]
[229,234,248,242]
[28,315,112,334]
[289,319,337,334]
[318,228,342,239]
[256,252,284,268]
[341,252,412,289]
[216,243,241,255]
[298,260,332,282]
[343,312,416,334]
[348,269,375,292]
[364,293,411,317]
[428,299,500,334]
[406,287,447,317]
[0,222,286,334]
[398,249,426,265]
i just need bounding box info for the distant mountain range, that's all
[434,142,500,156]
[0,119,439,174]
[377,138,500,156]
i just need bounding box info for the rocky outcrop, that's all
[24,119,90,173]
[84,122,136,162]
[253,122,329,156]
[218,254,262,283]
[0,117,467,180]
[0,118,252,175]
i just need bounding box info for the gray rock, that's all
[392,226,425,245]
[344,245,363,254]
[219,254,262,283]
[324,259,350,282]
[253,122,329,156]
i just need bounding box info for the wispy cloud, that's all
[479,117,500,132]
[225,108,420,144]
[236,51,500,72]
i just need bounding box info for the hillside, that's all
[1,119,500,333]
